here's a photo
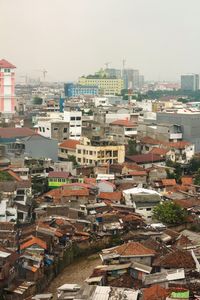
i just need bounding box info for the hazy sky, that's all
[1,0,200,82]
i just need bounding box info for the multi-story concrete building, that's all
[157,111,200,151]
[78,76,124,95]
[105,68,121,79]
[122,69,140,90]
[0,59,16,114]
[64,108,82,140]
[64,83,98,98]
[76,138,125,165]
[37,120,70,142]
[107,119,138,143]
[181,74,199,91]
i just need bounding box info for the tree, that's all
[166,160,182,182]
[194,168,200,185]
[153,201,187,225]
[67,155,78,167]
[127,140,138,155]
[188,157,200,173]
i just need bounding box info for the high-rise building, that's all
[105,68,121,79]
[122,69,140,90]
[181,74,199,91]
[0,59,16,114]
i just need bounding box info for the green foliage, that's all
[67,155,78,167]
[33,96,43,105]
[127,140,138,155]
[153,201,187,225]
[166,160,182,182]
[194,168,200,185]
[0,171,14,181]
[188,157,200,173]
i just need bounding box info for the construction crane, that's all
[104,62,111,69]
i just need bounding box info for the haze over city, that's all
[1,0,200,82]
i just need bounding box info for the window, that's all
[76,117,81,120]
[42,127,45,132]
[70,117,76,121]
[146,208,152,211]
[63,128,68,133]
[78,149,81,154]
[54,127,58,131]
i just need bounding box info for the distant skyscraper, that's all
[181,74,199,91]
[0,59,16,114]
[122,69,140,90]
[105,68,121,79]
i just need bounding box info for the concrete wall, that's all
[157,112,200,151]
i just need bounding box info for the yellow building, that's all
[76,138,125,165]
[78,76,124,95]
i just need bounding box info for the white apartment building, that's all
[64,109,82,140]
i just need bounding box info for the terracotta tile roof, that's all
[161,179,176,186]
[20,236,47,250]
[84,177,96,184]
[181,177,193,185]
[174,199,200,209]
[108,242,155,256]
[48,171,71,179]
[122,214,143,222]
[111,119,136,127]
[98,192,122,202]
[163,229,179,240]
[128,170,147,176]
[165,141,191,149]
[140,136,162,145]
[143,284,168,300]
[59,139,80,149]
[0,127,35,138]
[153,249,195,269]
[123,163,144,171]
[0,59,16,69]
[62,189,89,197]
[126,154,165,164]
[44,187,89,199]
[149,148,169,156]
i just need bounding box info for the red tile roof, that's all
[0,127,35,138]
[59,139,80,149]
[181,177,193,185]
[140,137,162,145]
[0,59,16,69]
[111,119,136,127]
[20,236,47,250]
[143,284,168,300]
[161,179,176,186]
[108,242,155,256]
[48,171,71,179]
[165,141,191,149]
[84,177,97,184]
[153,249,195,268]
[98,191,122,202]
[126,154,165,164]
[128,170,147,176]
[149,148,169,156]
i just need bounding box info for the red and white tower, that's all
[0,59,16,114]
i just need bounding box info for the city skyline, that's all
[1,0,200,82]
